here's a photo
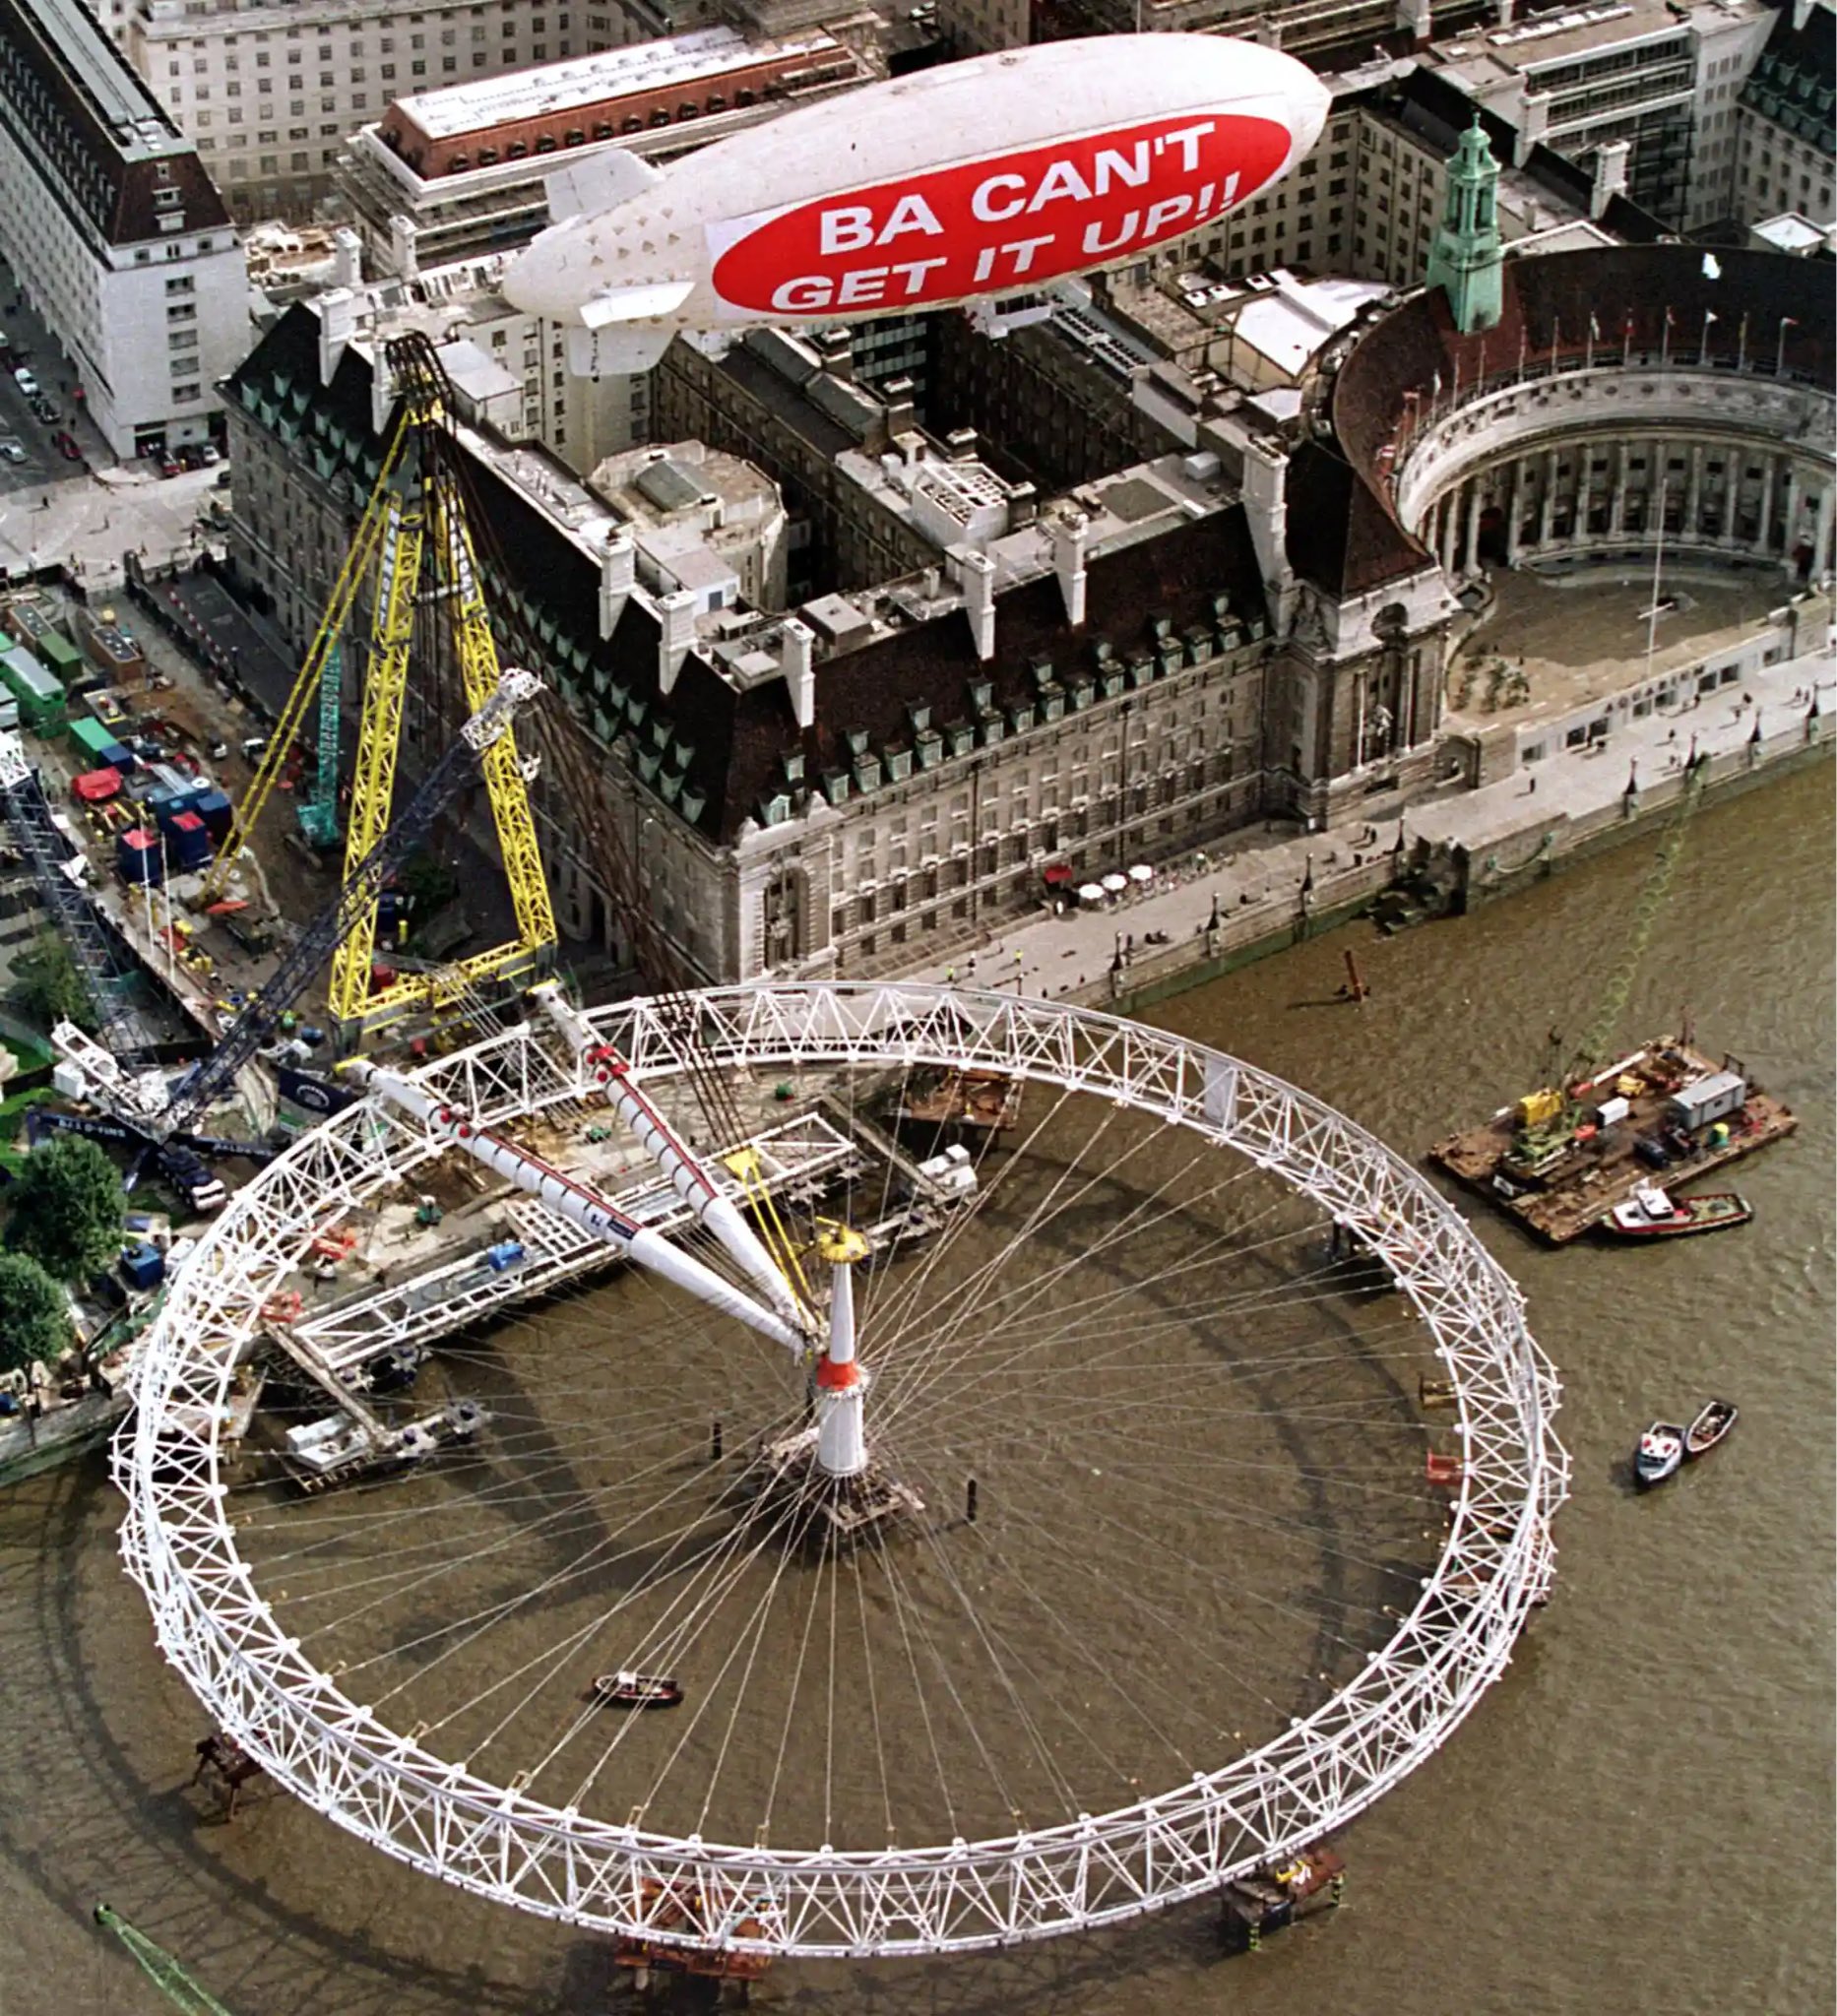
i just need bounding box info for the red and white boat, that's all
[593,1670,684,1710]
[1603,1183,1751,1240]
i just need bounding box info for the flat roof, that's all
[1424,0,1725,85]
[13,0,181,157]
[395,25,840,141]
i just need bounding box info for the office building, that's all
[0,0,245,458]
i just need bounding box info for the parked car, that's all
[52,429,79,461]
[159,458,181,477]
[198,443,220,466]
[0,438,24,464]
[13,365,38,396]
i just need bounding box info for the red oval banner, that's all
[711,110,1294,318]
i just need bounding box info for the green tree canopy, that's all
[16,931,95,1035]
[0,1251,73,1378]
[7,1135,124,1282]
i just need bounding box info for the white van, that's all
[13,365,37,397]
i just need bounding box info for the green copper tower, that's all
[1425,119,1504,334]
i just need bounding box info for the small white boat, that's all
[1634,1421,1684,1488]
[593,1670,684,1709]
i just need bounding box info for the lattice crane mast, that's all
[199,333,555,1040]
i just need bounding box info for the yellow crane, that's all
[202,334,555,1040]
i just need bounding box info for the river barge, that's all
[892,1065,1023,1134]
[1428,1038,1796,1245]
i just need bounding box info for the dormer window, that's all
[906,701,931,733]
[969,679,992,712]
[845,727,869,757]
[783,750,805,784]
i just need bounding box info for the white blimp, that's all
[503,34,1331,373]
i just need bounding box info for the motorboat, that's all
[1603,1183,1751,1239]
[1683,1399,1738,1460]
[1634,1421,1685,1488]
[594,1670,684,1709]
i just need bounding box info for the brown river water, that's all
[0,762,1829,2016]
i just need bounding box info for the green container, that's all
[70,715,116,762]
[36,632,83,682]
[0,645,64,730]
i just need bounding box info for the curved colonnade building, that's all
[1336,246,1834,591]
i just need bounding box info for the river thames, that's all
[0,761,1828,2016]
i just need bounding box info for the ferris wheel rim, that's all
[117,979,1568,1958]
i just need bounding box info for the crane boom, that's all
[163,669,543,1131]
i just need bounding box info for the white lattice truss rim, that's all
[116,983,1569,1959]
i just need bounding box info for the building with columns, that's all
[219,232,1830,983]
[1333,244,1834,605]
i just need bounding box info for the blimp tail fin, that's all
[544,151,665,224]
[565,321,679,377]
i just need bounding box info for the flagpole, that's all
[1585,316,1595,372]
[1737,311,1748,373]
[1699,309,1714,366]
[1660,307,1672,370]
[1645,472,1668,684]
[1776,314,1797,377]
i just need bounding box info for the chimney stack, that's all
[1590,140,1631,220]
[781,617,816,729]
[952,546,997,662]
[599,531,635,639]
[388,212,419,282]
[1515,94,1550,167]
[1051,511,1089,628]
[658,589,698,696]
[332,227,362,289]
[318,288,354,385]
[1241,439,1293,607]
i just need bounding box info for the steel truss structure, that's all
[118,983,1567,1961]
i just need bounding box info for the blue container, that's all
[163,809,212,869]
[98,737,136,774]
[119,1242,165,1291]
[484,1240,526,1274]
[192,788,232,841]
[116,829,162,885]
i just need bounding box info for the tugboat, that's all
[593,1670,684,1709]
[1683,1399,1738,1460]
[1634,1421,1685,1489]
[1603,1182,1752,1240]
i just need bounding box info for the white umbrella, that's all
[1101,872,1128,894]
[1127,863,1154,884]
[1077,883,1107,904]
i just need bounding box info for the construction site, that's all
[0,332,988,1544]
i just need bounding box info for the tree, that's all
[0,1251,73,1380]
[7,1135,123,1282]
[16,931,95,1034]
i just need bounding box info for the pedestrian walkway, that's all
[895,640,1834,1010]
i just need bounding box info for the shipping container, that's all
[35,632,84,682]
[191,788,233,842]
[70,715,118,762]
[1668,1071,1747,1132]
[0,644,65,729]
[116,828,162,885]
[162,809,212,869]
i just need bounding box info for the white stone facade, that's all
[0,0,246,459]
[120,0,616,220]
